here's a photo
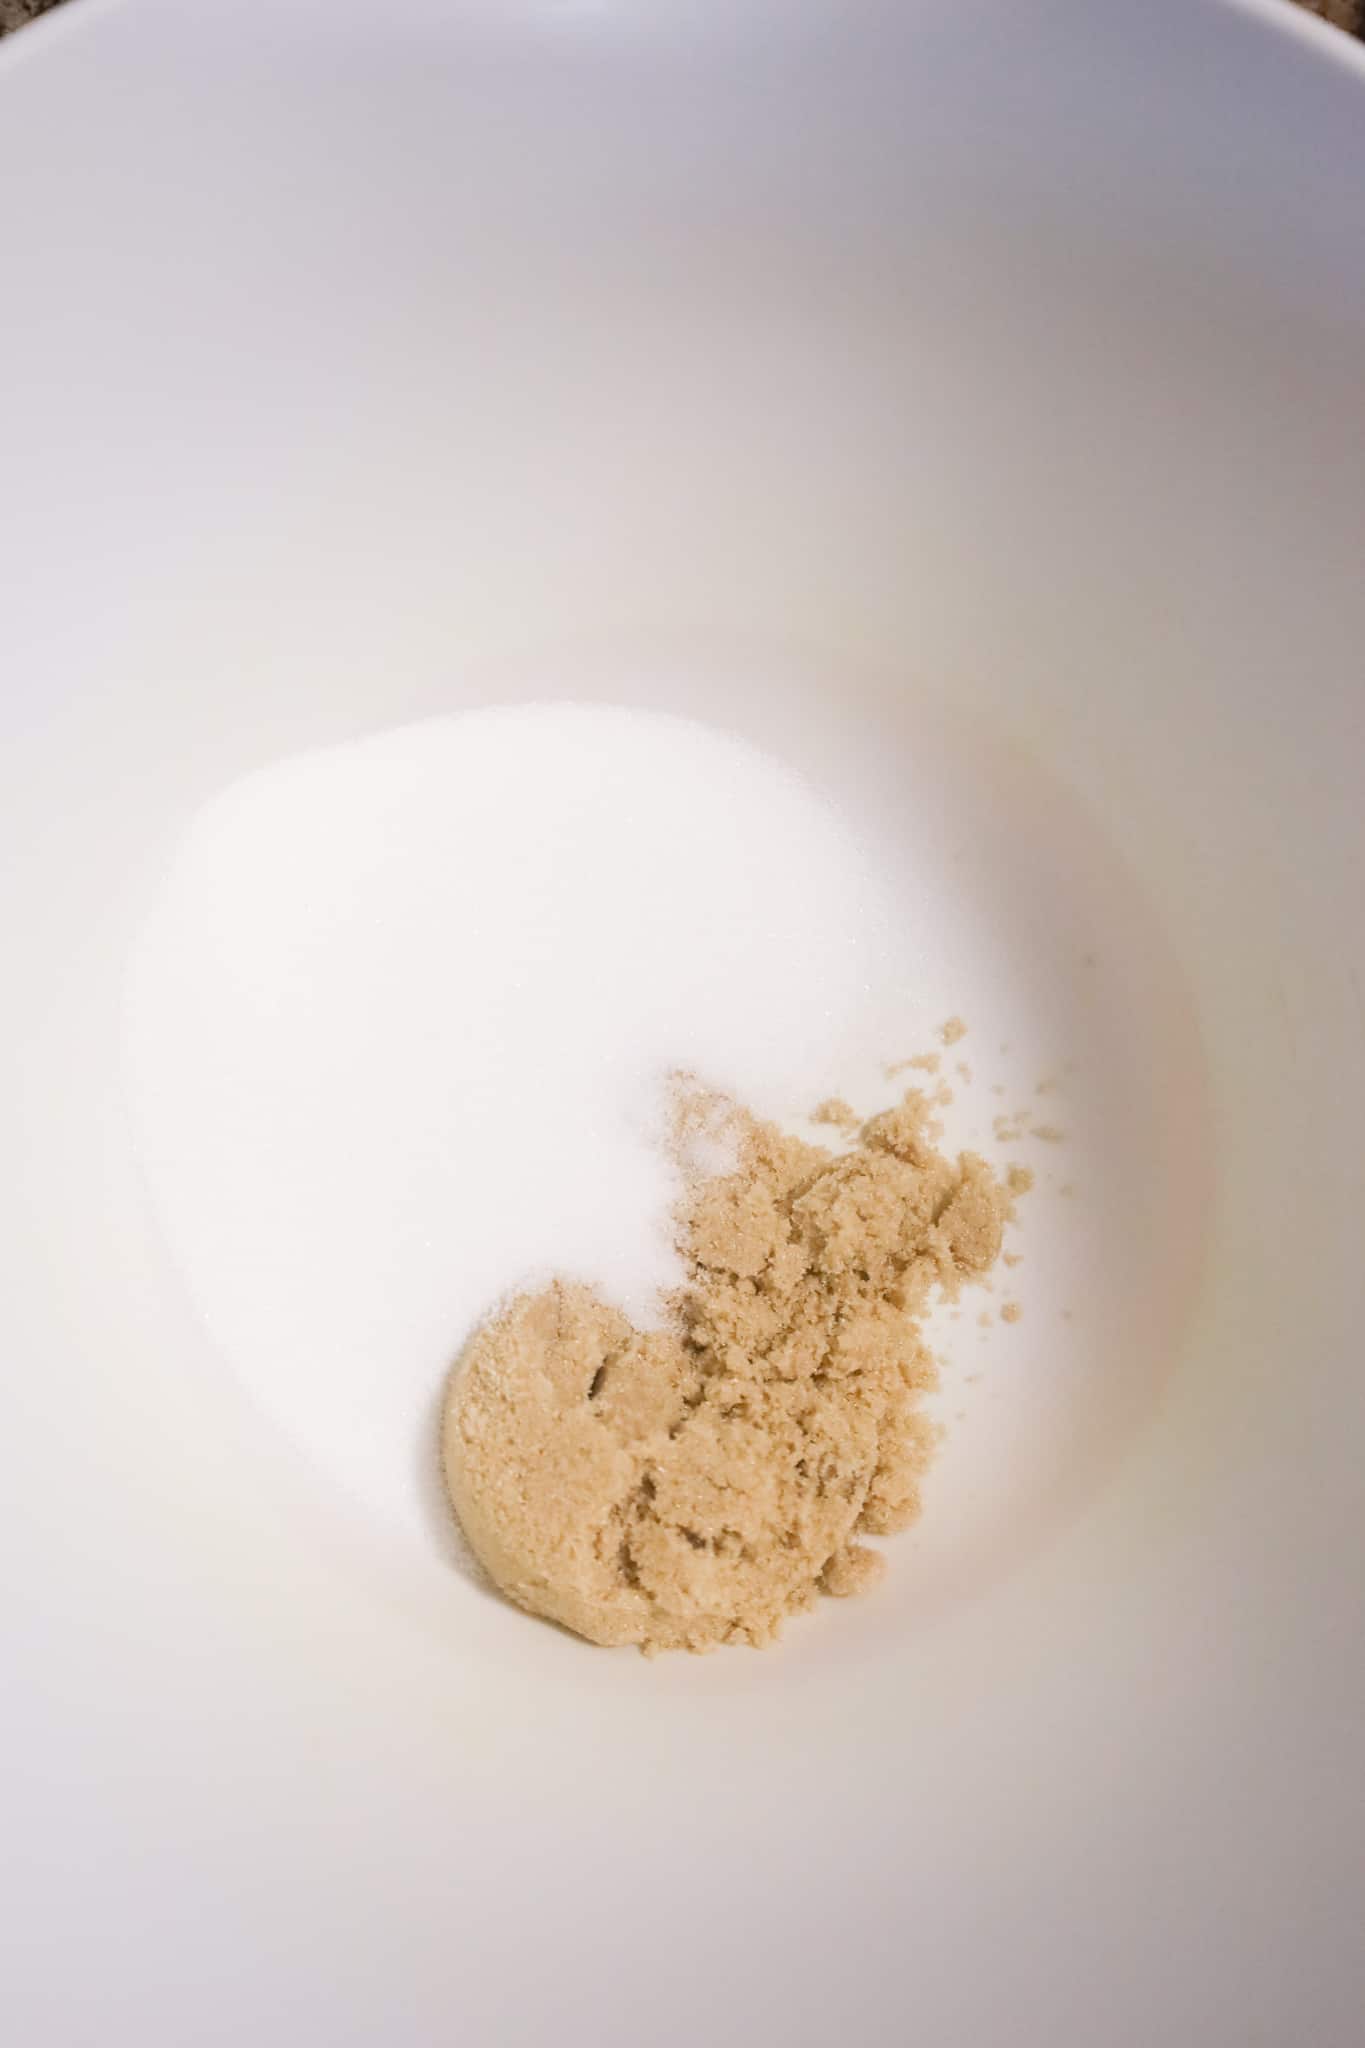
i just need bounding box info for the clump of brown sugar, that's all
[443,1083,1022,1655]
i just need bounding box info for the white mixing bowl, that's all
[2,2,1362,2042]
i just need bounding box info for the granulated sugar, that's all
[125,704,903,1538]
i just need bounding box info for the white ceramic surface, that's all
[2,2,1363,2043]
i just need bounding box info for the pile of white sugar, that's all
[124,704,903,1542]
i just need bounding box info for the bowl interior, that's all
[3,3,1364,2043]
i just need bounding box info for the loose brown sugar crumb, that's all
[940,1015,968,1046]
[1032,1124,1066,1144]
[819,1544,886,1599]
[811,1096,860,1133]
[1000,1302,1022,1325]
[1003,1251,1022,1269]
[886,1050,940,1078]
[956,1062,973,1083]
[994,1111,1029,1143]
[443,1079,1023,1654]
[1006,1165,1035,1197]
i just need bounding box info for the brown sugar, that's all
[885,1050,940,1078]
[811,1096,861,1133]
[443,1083,1022,1654]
